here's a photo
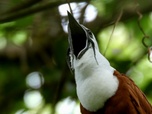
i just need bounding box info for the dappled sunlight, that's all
[20,71,80,114]
[58,2,97,33]
[26,72,44,89]
[98,23,129,53]
[55,97,80,114]
[24,90,43,109]
[16,95,80,114]
[58,2,97,22]
[11,31,27,46]
[98,23,144,61]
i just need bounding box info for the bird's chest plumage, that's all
[75,65,119,112]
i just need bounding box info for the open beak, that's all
[67,12,99,71]
[67,11,88,59]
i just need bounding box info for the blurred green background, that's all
[0,0,152,114]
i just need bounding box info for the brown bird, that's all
[67,12,152,114]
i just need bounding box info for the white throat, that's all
[73,48,119,112]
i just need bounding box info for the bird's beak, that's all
[68,11,88,59]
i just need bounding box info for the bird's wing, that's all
[80,70,152,114]
[102,70,152,114]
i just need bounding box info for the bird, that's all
[66,11,152,114]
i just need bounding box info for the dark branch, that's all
[1,0,42,14]
[0,0,87,23]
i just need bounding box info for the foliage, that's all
[0,0,152,113]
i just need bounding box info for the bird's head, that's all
[67,12,99,72]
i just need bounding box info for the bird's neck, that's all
[73,48,119,112]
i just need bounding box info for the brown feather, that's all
[80,70,152,114]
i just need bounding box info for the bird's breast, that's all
[76,68,119,112]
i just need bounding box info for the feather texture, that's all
[80,70,152,114]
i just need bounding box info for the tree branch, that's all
[1,0,42,14]
[0,0,87,23]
